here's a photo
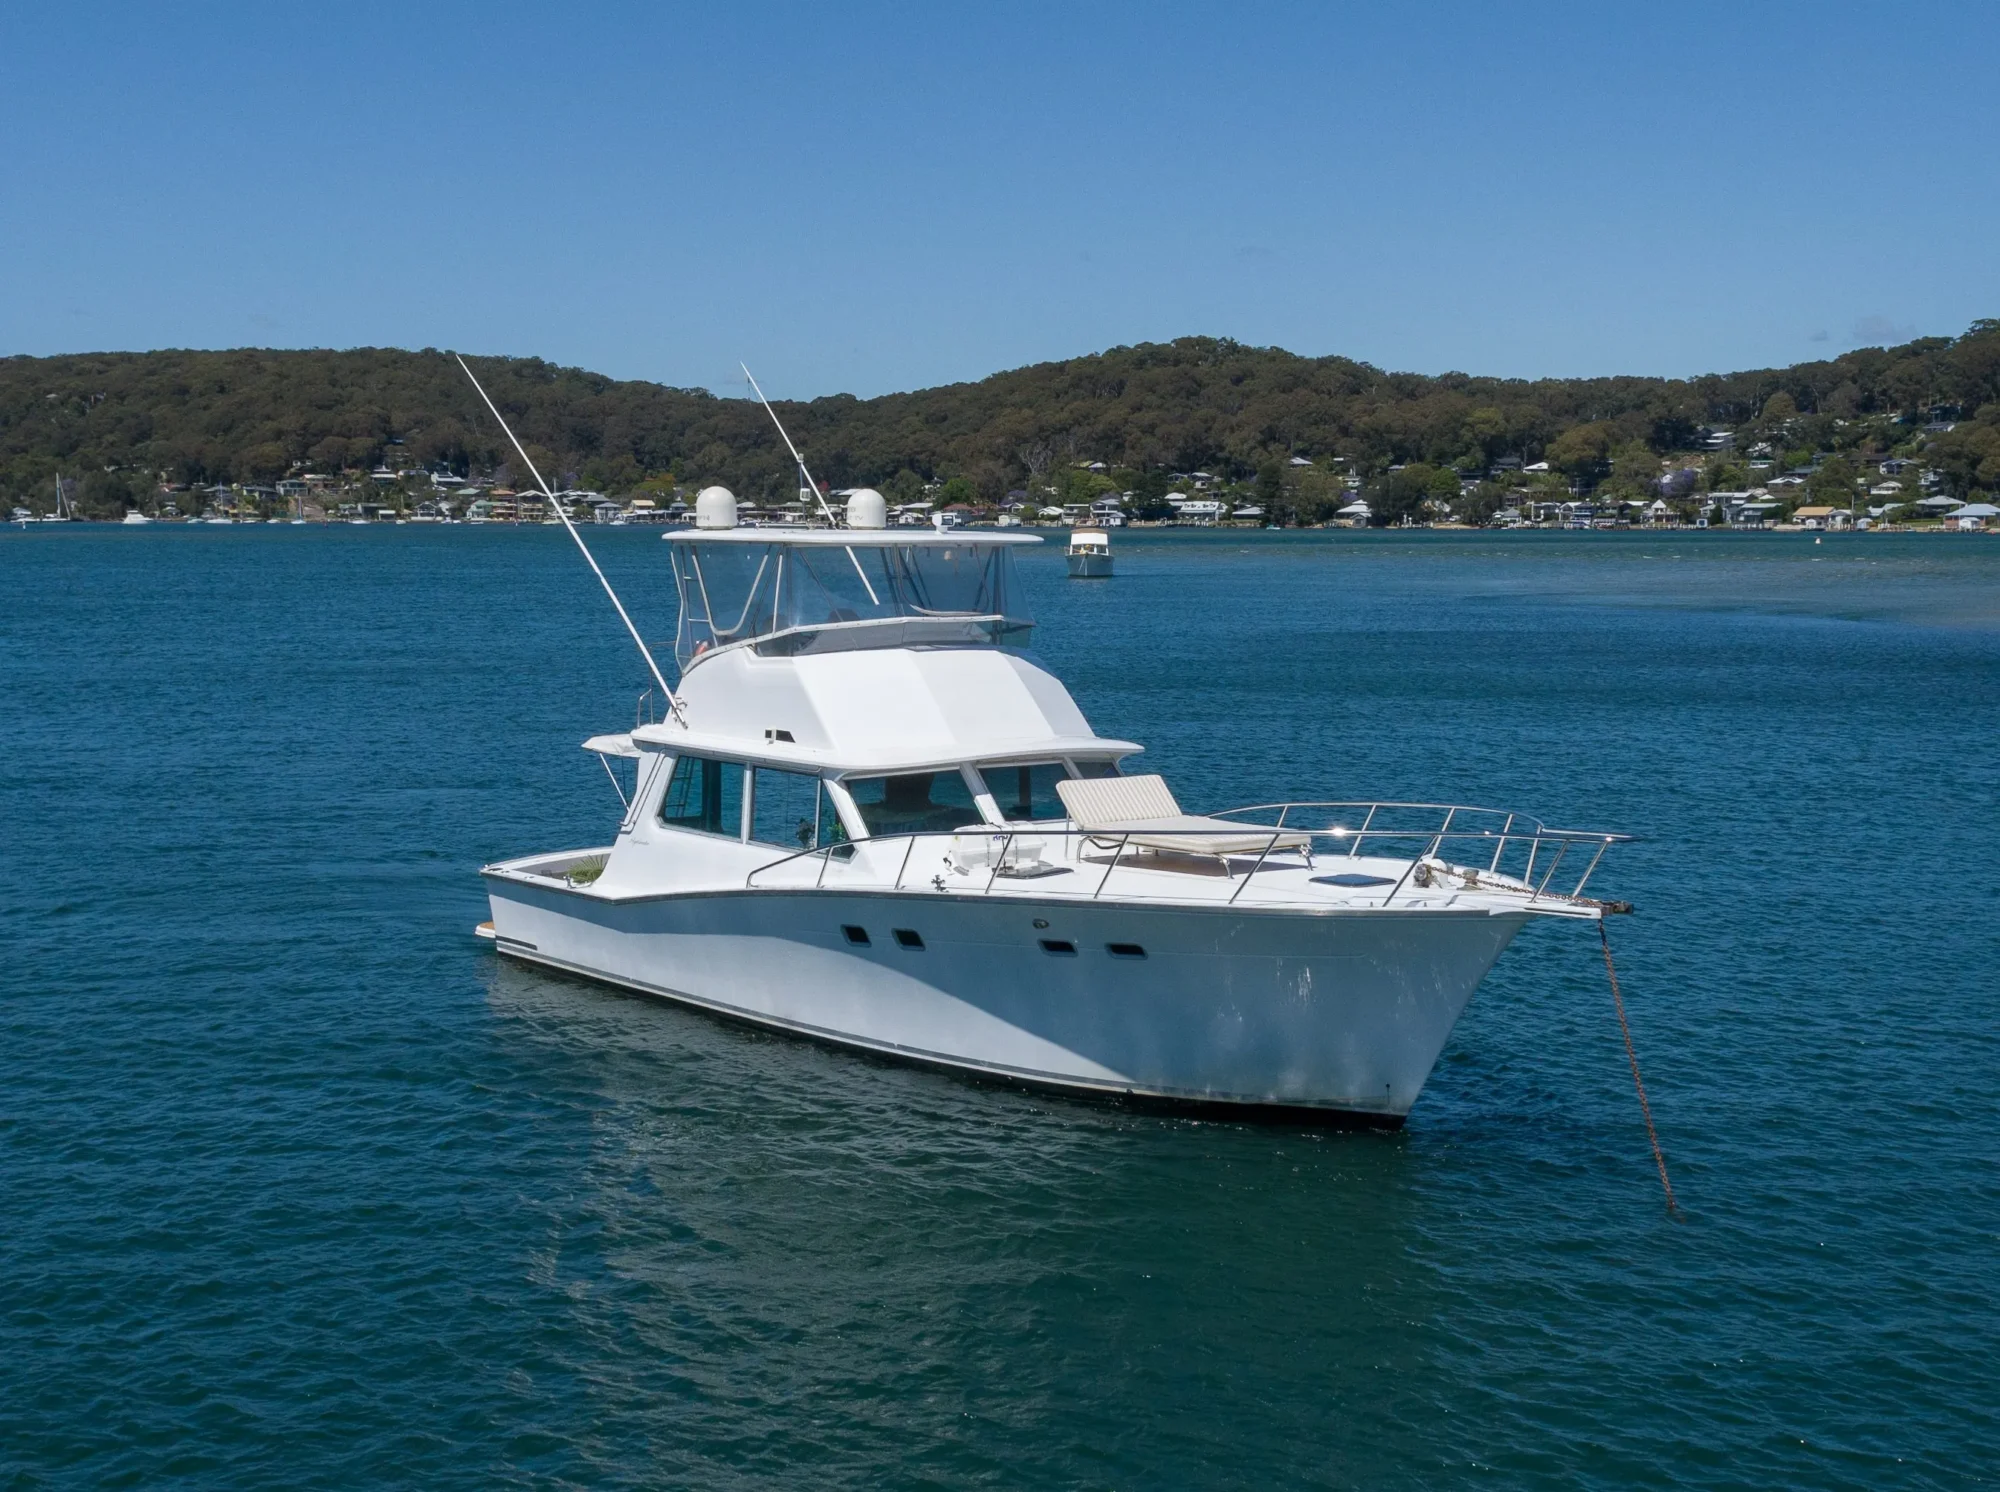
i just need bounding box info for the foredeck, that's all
[486,802,1628,921]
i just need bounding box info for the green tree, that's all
[1605,441,1660,499]
[1926,416,2000,497]
[1256,460,1283,511]
[1806,455,1859,507]
[1365,464,1448,526]
[884,468,925,506]
[1759,391,1799,428]
[1547,422,1615,489]
[1703,455,1749,491]
[240,441,290,482]
[1455,481,1507,527]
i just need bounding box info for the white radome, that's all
[846,488,887,529]
[694,486,737,529]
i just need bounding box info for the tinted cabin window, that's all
[659,755,746,837]
[845,770,982,836]
[982,761,1070,822]
[1072,759,1121,779]
[751,767,826,850]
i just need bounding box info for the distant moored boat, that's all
[1067,527,1113,578]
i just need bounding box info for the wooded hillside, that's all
[6,323,1998,518]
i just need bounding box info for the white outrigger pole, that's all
[741,363,838,525]
[455,355,684,722]
[740,362,882,603]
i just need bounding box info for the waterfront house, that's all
[1951,502,1998,530]
[1737,501,1784,528]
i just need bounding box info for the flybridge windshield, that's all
[671,539,1033,667]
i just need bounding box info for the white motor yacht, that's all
[478,497,1627,1125]
[1067,527,1113,578]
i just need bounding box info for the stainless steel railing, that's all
[741,800,1629,909]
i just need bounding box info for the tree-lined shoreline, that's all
[4,323,1997,525]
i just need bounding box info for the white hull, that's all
[1067,552,1113,578]
[483,875,1527,1123]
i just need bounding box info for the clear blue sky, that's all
[3,1,1995,399]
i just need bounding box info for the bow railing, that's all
[741,800,1630,909]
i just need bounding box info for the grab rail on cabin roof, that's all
[738,805,1630,907]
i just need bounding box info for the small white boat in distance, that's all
[1067,527,1113,578]
[479,514,1629,1126]
[121,511,153,525]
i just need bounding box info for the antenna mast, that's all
[455,355,684,723]
[741,364,839,526]
[740,363,883,604]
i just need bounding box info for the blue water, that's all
[3,526,1997,1488]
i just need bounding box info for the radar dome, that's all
[694,486,737,529]
[845,487,887,529]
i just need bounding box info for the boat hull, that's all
[1067,553,1113,578]
[481,879,1527,1123]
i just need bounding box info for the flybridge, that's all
[668,529,1040,669]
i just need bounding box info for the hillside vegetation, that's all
[5,324,1998,520]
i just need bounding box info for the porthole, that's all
[1107,943,1147,959]
[1039,939,1077,956]
[842,925,870,946]
[893,928,925,950]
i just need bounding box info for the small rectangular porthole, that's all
[1039,939,1078,956]
[764,728,796,743]
[842,925,870,946]
[1107,943,1147,959]
[893,928,925,950]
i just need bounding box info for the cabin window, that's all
[658,754,746,837]
[980,761,1070,822]
[751,767,840,851]
[1072,759,1121,779]
[844,769,982,837]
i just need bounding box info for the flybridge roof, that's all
[665,529,1043,547]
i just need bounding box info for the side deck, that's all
[484,802,1627,922]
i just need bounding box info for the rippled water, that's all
[3,526,1996,1488]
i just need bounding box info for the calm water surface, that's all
[3,527,1996,1488]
